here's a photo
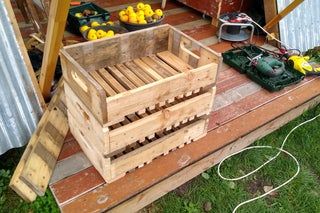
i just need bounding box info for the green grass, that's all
[0,148,59,213]
[2,105,320,212]
[155,104,320,213]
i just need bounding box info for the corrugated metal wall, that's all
[0,1,43,155]
[277,0,320,51]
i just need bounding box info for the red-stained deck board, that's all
[57,139,82,161]
[216,72,251,94]
[163,11,202,26]
[50,167,104,206]
[208,78,315,130]
[57,78,320,212]
[183,24,217,41]
[209,36,266,53]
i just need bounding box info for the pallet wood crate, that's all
[61,24,220,182]
[61,24,220,125]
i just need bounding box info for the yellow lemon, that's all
[126,6,134,14]
[137,2,145,10]
[144,4,151,10]
[138,19,147,24]
[103,30,114,38]
[101,23,107,26]
[129,16,138,24]
[107,21,114,26]
[119,10,126,17]
[155,9,163,17]
[96,30,106,39]
[75,13,83,18]
[107,30,114,36]
[137,10,144,16]
[79,25,90,33]
[144,9,154,17]
[137,14,145,22]
[129,12,137,18]
[87,29,97,40]
[120,14,129,22]
[91,21,100,27]
[88,29,97,36]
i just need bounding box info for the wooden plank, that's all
[4,0,45,109]
[111,119,207,178]
[60,78,320,213]
[157,51,193,71]
[140,56,172,78]
[106,63,217,122]
[10,83,67,201]
[98,68,126,93]
[133,59,163,81]
[39,0,71,100]
[109,90,214,153]
[107,66,137,90]
[90,71,117,97]
[124,61,155,84]
[63,25,170,72]
[148,55,179,75]
[115,64,145,87]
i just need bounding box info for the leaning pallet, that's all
[60,24,220,182]
[10,82,68,202]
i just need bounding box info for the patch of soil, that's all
[246,178,278,204]
[173,180,194,197]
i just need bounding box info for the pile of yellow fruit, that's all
[119,2,163,24]
[79,21,116,41]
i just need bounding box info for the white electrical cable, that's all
[217,113,320,213]
[238,13,293,49]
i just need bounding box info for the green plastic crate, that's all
[67,2,110,34]
[222,45,304,92]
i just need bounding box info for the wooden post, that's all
[211,0,222,27]
[39,0,70,100]
[25,0,46,36]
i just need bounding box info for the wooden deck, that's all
[14,0,320,212]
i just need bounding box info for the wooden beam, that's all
[39,0,70,100]
[264,0,304,31]
[4,0,46,109]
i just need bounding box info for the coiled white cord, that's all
[217,113,320,213]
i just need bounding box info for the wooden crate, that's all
[61,24,220,182]
[60,24,220,126]
[65,83,215,156]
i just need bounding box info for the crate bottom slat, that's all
[69,112,208,183]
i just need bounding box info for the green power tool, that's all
[248,54,285,77]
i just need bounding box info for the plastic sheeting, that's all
[277,0,320,51]
[0,1,43,155]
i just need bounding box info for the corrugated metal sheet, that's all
[277,0,320,51]
[0,1,43,155]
